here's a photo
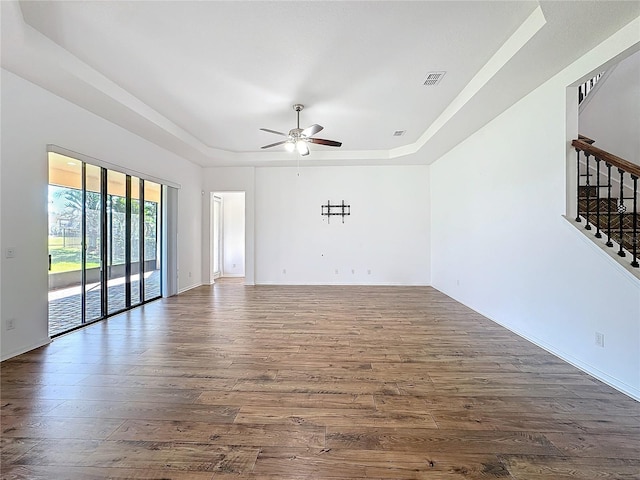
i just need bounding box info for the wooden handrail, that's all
[577,134,596,145]
[572,139,640,178]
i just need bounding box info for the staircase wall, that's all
[430,20,640,399]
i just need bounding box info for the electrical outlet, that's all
[6,318,15,330]
[335,269,339,275]
[595,332,605,348]
[367,269,371,275]
[6,248,15,258]
[282,269,286,274]
[351,269,355,274]
[188,271,192,278]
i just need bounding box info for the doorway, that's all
[211,192,245,280]
[212,195,222,280]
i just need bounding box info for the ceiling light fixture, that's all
[296,139,309,156]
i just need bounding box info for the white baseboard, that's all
[1,337,51,362]
[489,316,640,402]
[435,285,640,402]
[177,282,202,294]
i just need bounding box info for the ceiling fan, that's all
[260,104,342,156]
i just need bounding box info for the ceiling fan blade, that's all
[301,124,323,137]
[261,140,288,149]
[308,138,342,147]
[260,128,288,136]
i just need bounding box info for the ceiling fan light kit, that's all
[260,104,342,156]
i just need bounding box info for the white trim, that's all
[436,285,640,402]
[178,283,202,294]
[211,194,223,280]
[562,216,640,284]
[1,337,51,362]
[163,186,179,297]
[47,144,181,189]
[487,311,640,401]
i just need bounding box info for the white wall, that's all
[579,49,640,164]
[219,191,245,277]
[430,22,640,399]
[255,165,430,285]
[0,69,203,360]
[202,167,255,285]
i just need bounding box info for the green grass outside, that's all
[50,261,100,273]
[49,236,101,273]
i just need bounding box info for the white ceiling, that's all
[2,1,639,167]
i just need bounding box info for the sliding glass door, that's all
[144,181,162,300]
[48,156,84,332]
[107,170,126,315]
[48,152,163,336]
[85,163,104,322]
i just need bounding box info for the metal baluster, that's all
[575,149,582,222]
[595,156,602,238]
[632,175,639,268]
[605,163,613,247]
[617,168,626,257]
[585,153,592,230]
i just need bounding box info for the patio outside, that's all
[48,270,161,336]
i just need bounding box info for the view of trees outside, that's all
[48,186,100,273]
[48,185,159,275]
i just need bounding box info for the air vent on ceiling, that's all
[423,71,446,86]
[393,130,406,137]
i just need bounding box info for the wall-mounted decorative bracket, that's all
[321,200,351,223]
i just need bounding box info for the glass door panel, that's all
[130,177,142,306]
[107,170,126,314]
[48,154,83,335]
[144,181,161,300]
[85,164,103,322]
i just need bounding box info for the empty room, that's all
[1,1,639,479]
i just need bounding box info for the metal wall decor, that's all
[321,200,350,223]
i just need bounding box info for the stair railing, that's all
[572,138,639,268]
[578,72,603,104]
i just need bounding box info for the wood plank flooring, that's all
[2,280,639,479]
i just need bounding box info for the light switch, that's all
[6,248,15,258]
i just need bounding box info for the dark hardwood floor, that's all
[2,279,639,479]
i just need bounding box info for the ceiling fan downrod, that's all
[293,104,304,130]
